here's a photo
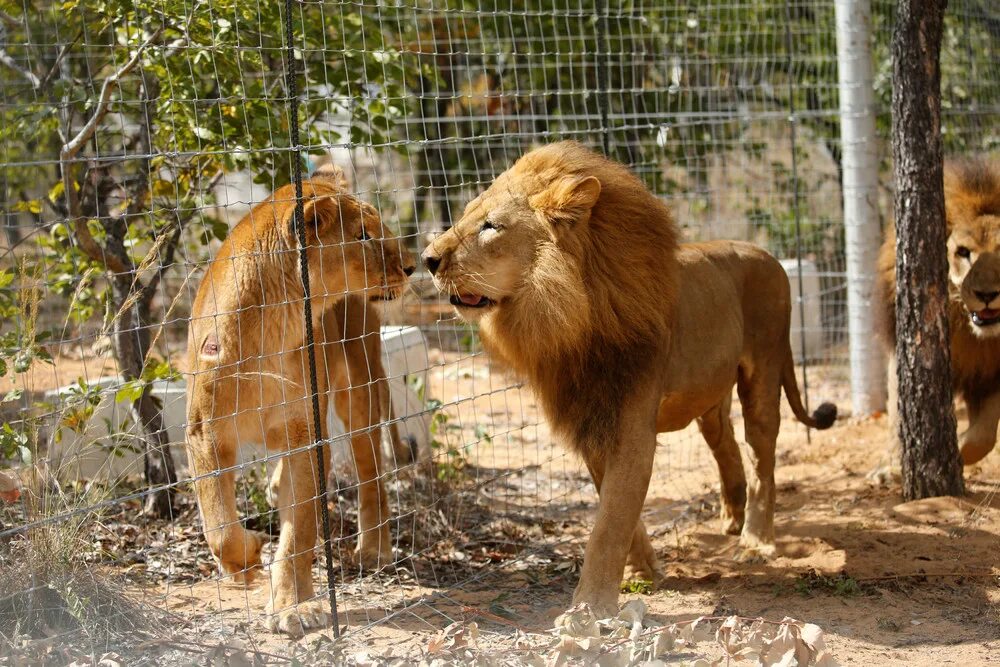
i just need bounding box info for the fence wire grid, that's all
[0,0,998,661]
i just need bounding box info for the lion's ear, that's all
[529,175,601,225]
[283,193,340,239]
[312,163,350,191]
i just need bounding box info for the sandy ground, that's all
[3,344,998,664]
[106,348,994,666]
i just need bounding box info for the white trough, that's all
[779,258,824,363]
[43,326,432,483]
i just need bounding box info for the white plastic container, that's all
[779,258,824,363]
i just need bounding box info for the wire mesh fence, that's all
[0,0,998,661]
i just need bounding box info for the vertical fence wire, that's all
[783,0,812,434]
[595,0,611,156]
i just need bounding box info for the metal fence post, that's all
[835,0,887,416]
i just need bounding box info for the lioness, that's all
[422,141,836,617]
[877,157,1000,465]
[186,169,414,636]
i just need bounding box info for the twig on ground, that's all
[460,605,544,634]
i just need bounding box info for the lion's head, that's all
[421,154,599,322]
[260,173,414,304]
[189,171,414,368]
[944,159,1000,337]
[421,142,679,358]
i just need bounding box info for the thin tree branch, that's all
[0,38,40,89]
[0,10,19,28]
[60,27,163,161]
[59,27,164,275]
[139,169,224,304]
[38,31,83,90]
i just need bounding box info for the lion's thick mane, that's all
[478,142,680,454]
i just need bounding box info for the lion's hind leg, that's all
[186,416,264,583]
[734,368,781,562]
[336,385,393,570]
[696,394,747,536]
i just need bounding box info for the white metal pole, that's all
[835,0,887,415]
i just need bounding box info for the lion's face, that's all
[948,214,1000,337]
[421,169,600,322]
[291,183,414,304]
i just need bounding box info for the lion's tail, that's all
[781,345,837,430]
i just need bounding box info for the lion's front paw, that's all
[571,584,620,621]
[266,600,330,638]
[216,529,267,583]
[959,435,996,465]
[734,537,777,564]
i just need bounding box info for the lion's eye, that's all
[956,246,971,259]
[481,219,498,233]
[357,228,373,242]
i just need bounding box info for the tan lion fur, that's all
[422,141,836,617]
[876,157,1000,465]
[185,171,413,636]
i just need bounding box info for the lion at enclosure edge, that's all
[421,140,837,618]
[184,166,415,637]
[877,157,1000,466]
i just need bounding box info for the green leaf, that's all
[13,351,32,373]
[115,380,146,404]
[13,200,41,214]
[48,180,65,203]
[474,424,492,443]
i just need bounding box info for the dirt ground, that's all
[112,348,994,666]
[3,346,999,665]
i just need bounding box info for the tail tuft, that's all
[811,402,838,430]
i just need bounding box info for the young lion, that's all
[422,142,836,618]
[877,157,1000,465]
[185,170,414,636]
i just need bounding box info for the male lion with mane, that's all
[877,157,1000,465]
[422,141,836,617]
[186,168,414,636]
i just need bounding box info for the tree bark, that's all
[111,274,178,517]
[891,0,965,500]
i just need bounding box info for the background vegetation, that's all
[0,0,997,500]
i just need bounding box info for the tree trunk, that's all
[891,0,965,500]
[111,275,178,517]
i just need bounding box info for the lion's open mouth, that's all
[971,308,1000,327]
[450,293,494,309]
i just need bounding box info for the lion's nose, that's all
[422,250,441,275]
[403,265,416,277]
[975,290,999,305]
